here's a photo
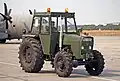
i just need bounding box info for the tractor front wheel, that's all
[85,50,105,76]
[54,48,73,77]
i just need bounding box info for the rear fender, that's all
[22,34,40,41]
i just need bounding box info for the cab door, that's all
[39,17,50,55]
[40,17,59,56]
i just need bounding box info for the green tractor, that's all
[18,10,105,77]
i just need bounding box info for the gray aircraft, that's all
[0,3,33,43]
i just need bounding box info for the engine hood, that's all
[63,34,81,41]
[63,34,81,59]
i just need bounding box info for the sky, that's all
[0,0,120,25]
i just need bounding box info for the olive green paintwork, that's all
[39,32,59,56]
[63,34,94,59]
[39,34,50,55]
[39,33,94,60]
[63,34,82,59]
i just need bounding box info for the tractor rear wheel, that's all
[85,50,105,76]
[18,38,44,73]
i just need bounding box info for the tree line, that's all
[77,23,120,30]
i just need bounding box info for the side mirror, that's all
[77,28,83,36]
[29,10,33,15]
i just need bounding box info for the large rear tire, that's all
[54,47,73,77]
[85,50,105,76]
[18,38,44,73]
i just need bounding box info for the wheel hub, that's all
[25,46,32,63]
[57,57,66,72]
[89,60,99,71]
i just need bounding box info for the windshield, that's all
[51,17,77,33]
[66,18,77,32]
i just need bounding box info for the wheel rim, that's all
[56,56,66,72]
[23,45,33,63]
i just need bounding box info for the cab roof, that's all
[34,12,75,18]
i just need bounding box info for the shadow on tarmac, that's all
[37,69,120,78]
[39,70,55,74]
[100,69,120,77]
[71,69,120,78]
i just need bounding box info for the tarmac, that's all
[0,36,120,81]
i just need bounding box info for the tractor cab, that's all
[30,9,78,35]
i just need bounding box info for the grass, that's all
[82,30,120,36]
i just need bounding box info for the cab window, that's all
[41,17,49,33]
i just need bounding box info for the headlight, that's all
[82,38,92,41]
[89,46,92,49]
[5,30,8,33]
[81,46,84,49]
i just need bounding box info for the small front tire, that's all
[85,50,105,76]
[54,48,73,77]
